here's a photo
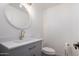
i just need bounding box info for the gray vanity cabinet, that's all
[28,41,42,56]
[0,40,42,56]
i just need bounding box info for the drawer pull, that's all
[29,46,36,50]
[32,54,36,56]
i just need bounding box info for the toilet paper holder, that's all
[73,42,79,50]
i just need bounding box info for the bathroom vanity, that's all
[0,4,42,56]
[0,38,42,56]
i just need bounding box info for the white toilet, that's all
[42,47,56,56]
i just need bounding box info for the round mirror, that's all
[4,3,31,30]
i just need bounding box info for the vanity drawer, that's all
[9,45,30,56]
[28,40,42,56]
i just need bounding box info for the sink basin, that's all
[14,39,31,43]
[0,38,42,49]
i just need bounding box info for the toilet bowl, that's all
[42,47,56,56]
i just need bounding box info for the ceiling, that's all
[32,3,60,11]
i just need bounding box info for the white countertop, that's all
[0,38,42,50]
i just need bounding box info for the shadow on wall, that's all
[43,3,79,56]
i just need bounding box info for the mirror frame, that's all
[4,3,31,30]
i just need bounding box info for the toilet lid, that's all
[42,47,56,55]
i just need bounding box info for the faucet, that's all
[19,30,26,40]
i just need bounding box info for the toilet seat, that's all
[42,47,56,55]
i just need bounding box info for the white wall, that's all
[0,3,43,42]
[43,3,79,55]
